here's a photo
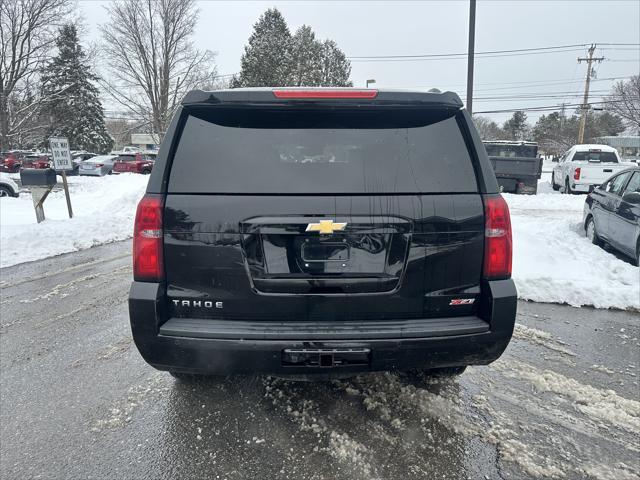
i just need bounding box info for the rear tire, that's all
[169,371,199,382]
[564,178,573,195]
[585,216,601,246]
[425,366,467,377]
[0,185,14,197]
[552,173,560,191]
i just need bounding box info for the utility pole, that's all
[577,44,604,144]
[466,0,476,114]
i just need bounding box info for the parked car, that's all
[22,154,50,169]
[112,153,155,174]
[0,153,23,173]
[0,172,20,197]
[483,140,541,194]
[552,144,635,194]
[78,154,119,176]
[69,152,97,175]
[129,88,517,381]
[583,166,640,265]
[111,146,141,155]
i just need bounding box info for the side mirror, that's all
[622,191,640,205]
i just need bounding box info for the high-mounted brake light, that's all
[273,89,378,99]
[133,194,164,281]
[574,167,581,180]
[483,195,512,280]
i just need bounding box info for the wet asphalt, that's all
[0,240,638,480]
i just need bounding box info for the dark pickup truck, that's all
[129,88,517,381]
[484,141,541,194]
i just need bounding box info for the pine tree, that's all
[318,40,352,87]
[232,9,293,87]
[502,111,530,141]
[233,8,352,88]
[290,26,323,86]
[40,24,113,153]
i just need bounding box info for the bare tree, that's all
[605,75,640,134]
[0,0,71,149]
[100,0,217,138]
[472,115,504,140]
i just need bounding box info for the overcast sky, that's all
[78,0,639,124]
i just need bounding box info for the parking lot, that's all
[0,240,638,479]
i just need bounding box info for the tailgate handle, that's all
[603,169,613,172]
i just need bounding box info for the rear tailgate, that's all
[489,156,541,178]
[572,149,629,184]
[163,101,484,322]
[577,163,630,184]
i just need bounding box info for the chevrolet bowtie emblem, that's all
[305,219,347,234]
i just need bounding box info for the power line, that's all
[348,43,591,60]
[475,99,626,115]
[467,76,629,93]
[399,75,632,91]
[350,48,589,63]
[348,43,640,60]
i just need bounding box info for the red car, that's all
[22,154,51,169]
[0,153,23,173]
[112,153,155,174]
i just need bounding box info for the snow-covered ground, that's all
[505,174,639,310]
[0,172,638,309]
[0,174,148,268]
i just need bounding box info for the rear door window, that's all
[623,172,639,194]
[572,151,618,163]
[168,108,478,194]
[607,172,632,196]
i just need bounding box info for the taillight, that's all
[574,168,581,180]
[273,89,378,99]
[483,195,512,280]
[133,194,163,281]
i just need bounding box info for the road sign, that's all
[48,136,74,218]
[49,137,73,171]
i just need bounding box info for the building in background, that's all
[130,133,161,151]
[595,136,640,162]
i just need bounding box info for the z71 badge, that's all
[449,298,475,305]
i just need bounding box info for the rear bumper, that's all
[129,280,517,376]
[572,182,597,193]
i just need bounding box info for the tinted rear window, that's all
[573,151,618,163]
[168,108,478,194]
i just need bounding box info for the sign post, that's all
[49,137,74,219]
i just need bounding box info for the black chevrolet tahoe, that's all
[129,88,517,379]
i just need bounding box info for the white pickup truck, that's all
[552,144,636,194]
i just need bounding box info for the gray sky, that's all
[78,0,640,124]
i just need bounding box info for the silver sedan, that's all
[78,155,119,176]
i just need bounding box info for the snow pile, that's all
[0,174,148,268]
[506,183,640,310]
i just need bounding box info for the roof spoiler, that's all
[181,88,464,108]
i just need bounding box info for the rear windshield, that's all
[168,108,478,194]
[572,151,618,163]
